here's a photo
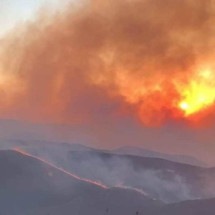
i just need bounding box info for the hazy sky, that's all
[0,0,71,36]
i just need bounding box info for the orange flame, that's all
[178,68,215,117]
[92,63,215,125]
[13,148,108,189]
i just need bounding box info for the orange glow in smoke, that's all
[177,68,215,117]
[1,0,215,127]
[95,64,215,125]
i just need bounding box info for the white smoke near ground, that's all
[64,153,196,203]
[17,142,200,203]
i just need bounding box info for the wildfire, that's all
[13,148,108,189]
[97,65,215,125]
[177,68,215,117]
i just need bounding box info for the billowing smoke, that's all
[0,0,215,126]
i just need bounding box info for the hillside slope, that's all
[0,150,160,215]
